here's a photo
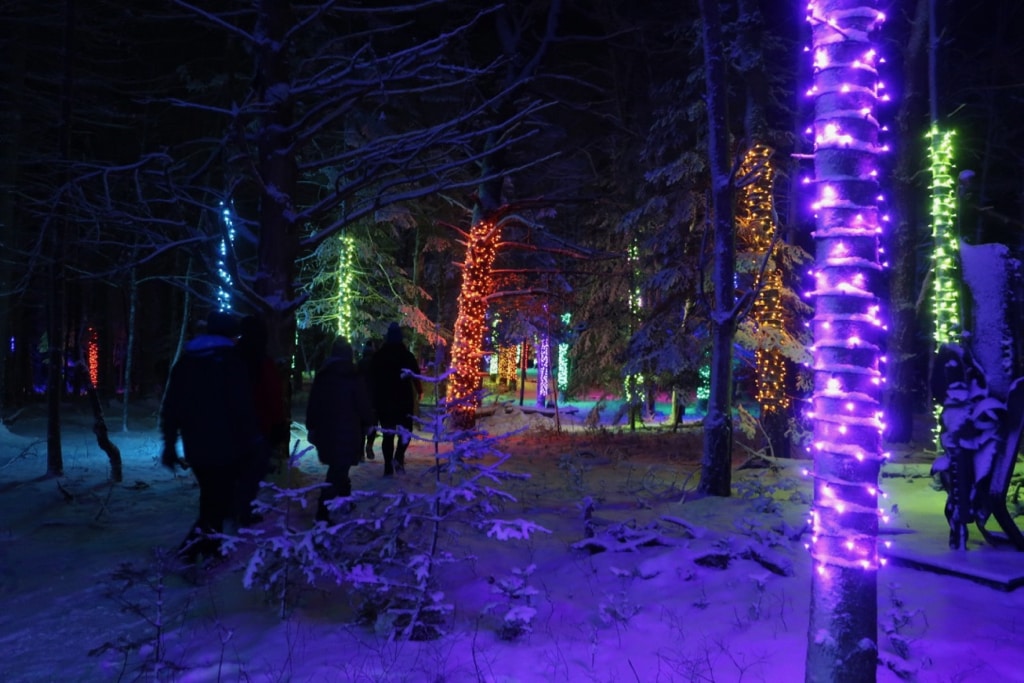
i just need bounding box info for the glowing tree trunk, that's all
[535,334,551,407]
[737,143,791,457]
[557,312,571,394]
[449,218,500,426]
[216,201,237,313]
[334,233,356,341]
[498,344,518,388]
[804,3,889,681]
[625,240,645,428]
[926,126,959,449]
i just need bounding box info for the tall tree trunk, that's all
[122,265,137,432]
[885,0,929,444]
[45,245,64,477]
[79,359,122,482]
[448,214,502,427]
[447,2,561,427]
[0,26,25,417]
[804,3,887,681]
[737,0,794,459]
[47,0,77,477]
[255,0,299,430]
[697,0,736,497]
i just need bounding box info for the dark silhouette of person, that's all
[160,311,261,565]
[234,314,288,525]
[369,322,422,476]
[305,337,374,522]
[358,339,379,460]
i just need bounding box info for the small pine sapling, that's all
[484,564,540,640]
[89,548,190,679]
[224,375,551,641]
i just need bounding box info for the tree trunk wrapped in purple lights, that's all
[803,2,889,681]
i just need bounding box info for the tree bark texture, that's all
[80,362,122,482]
[255,0,299,431]
[0,28,25,416]
[447,3,561,427]
[885,0,929,444]
[122,266,137,432]
[697,0,735,497]
[47,0,78,477]
[806,565,878,682]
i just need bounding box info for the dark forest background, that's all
[1,0,1022,446]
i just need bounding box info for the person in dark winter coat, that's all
[369,322,422,476]
[306,337,374,522]
[234,314,289,525]
[160,311,262,564]
[357,339,379,460]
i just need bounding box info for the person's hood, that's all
[184,334,236,356]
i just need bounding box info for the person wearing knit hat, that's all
[305,337,374,522]
[369,322,422,476]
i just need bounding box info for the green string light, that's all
[557,312,571,392]
[927,126,959,450]
[625,242,643,407]
[335,233,356,340]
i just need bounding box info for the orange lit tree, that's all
[445,2,564,426]
[735,144,810,459]
[448,216,502,426]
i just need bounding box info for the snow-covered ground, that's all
[1,396,1022,682]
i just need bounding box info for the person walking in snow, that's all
[160,311,262,565]
[369,322,422,476]
[357,339,379,461]
[234,314,289,525]
[305,337,374,523]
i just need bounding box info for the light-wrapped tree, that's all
[803,1,889,681]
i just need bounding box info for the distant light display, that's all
[625,242,643,407]
[557,312,571,392]
[86,326,99,387]
[216,201,236,312]
[335,234,356,341]
[536,334,550,406]
[488,316,500,375]
[803,0,890,676]
[696,360,710,402]
[497,345,517,386]
[926,126,959,449]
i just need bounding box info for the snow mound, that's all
[476,403,564,435]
